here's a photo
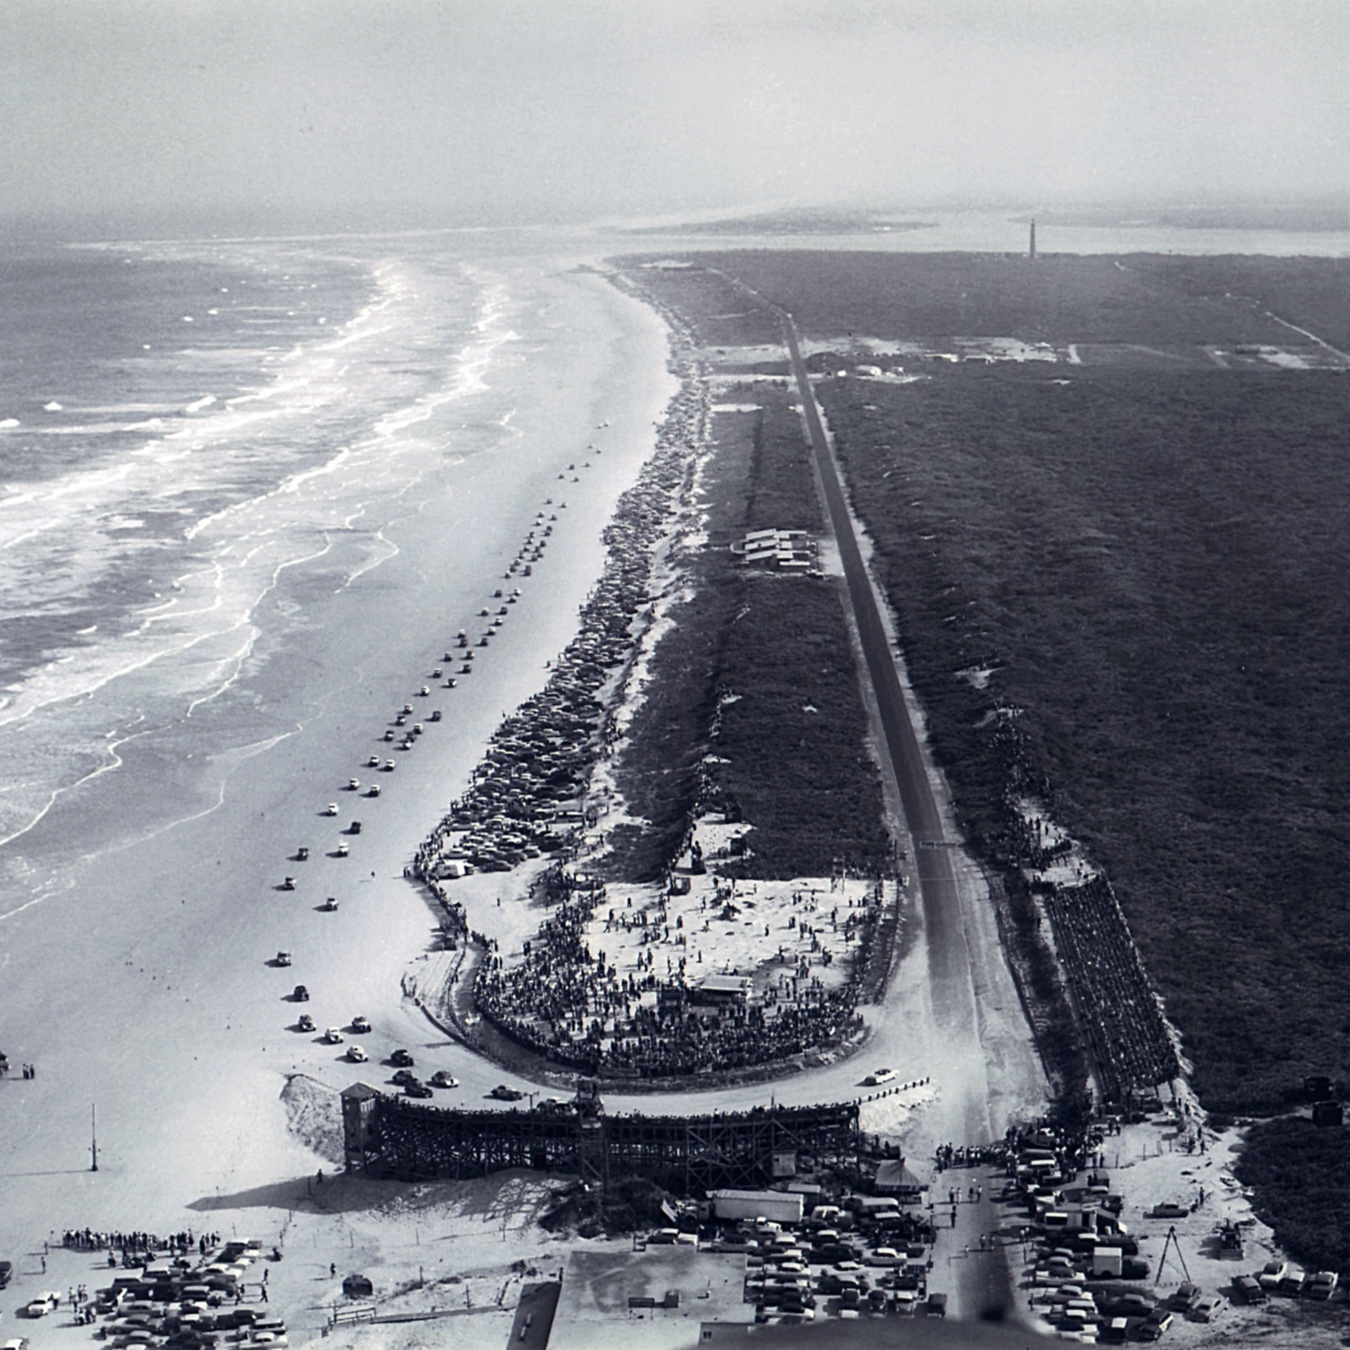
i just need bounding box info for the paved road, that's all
[777,316,973,1015]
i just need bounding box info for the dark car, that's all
[0,1257,12,1287]
[292,985,309,1002]
[404,1080,433,1098]
[390,1048,414,1067]
[391,1069,417,1086]
[490,1084,524,1101]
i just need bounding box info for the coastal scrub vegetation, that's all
[1235,1117,1350,1273]
[604,366,891,884]
[648,250,1350,1119]
[814,362,1350,1117]
[621,249,1350,1251]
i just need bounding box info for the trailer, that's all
[710,1189,804,1226]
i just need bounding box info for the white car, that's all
[23,1293,61,1317]
[350,1014,371,1033]
[862,1068,898,1086]
[324,1027,344,1044]
[325,803,339,816]
[346,1044,368,1063]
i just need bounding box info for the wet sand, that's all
[0,261,676,1287]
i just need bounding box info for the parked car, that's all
[296,1013,315,1033]
[1168,1282,1201,1312]
[1277,1270,1308,1297]
[0,1258,12,1287]
[350,1015,371,1033]
[22,1293,61,1317]
[1149,1202,1189,1220]
[275,951,292,967]
[1257,1260,1286,1290]
[1309,1271,1338,1300]
[325,803,339,816]
[1188,1297,1224,1323]
[292,985,309,1002]
[323,1027,343,1044]
[390,1048,414,1066]
[345,1044,368,1063]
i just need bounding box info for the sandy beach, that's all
[0,255,676,1339]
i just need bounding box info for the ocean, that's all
[0,229,669,922]
[4,211,1349,926]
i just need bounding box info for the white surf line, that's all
[0,716,154,860]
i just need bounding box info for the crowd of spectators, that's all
[1042,875,1180,1098]
[410,346,709,887]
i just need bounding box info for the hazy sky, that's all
[3,0,1347,230]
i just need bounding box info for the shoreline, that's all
[0,250,679,1282]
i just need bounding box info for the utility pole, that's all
[90,1103,98,1172]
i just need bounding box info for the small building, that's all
[341,1273,374,1299]
[1312,1100,1344,1127]
[550,1249,752,1350]
[690,974,749,1008]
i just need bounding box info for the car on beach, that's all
[862,1068,897,1086]
[345,1045,368,1063]
[367,755,381,767]
[321,896,339,911]
[323,1027,343,1044]
[325,803,339,816]
[490,1084,524,1101]
[383,759,396,772]
[347,778,360,791]
[296,1014,315,1032]
[292,984,309,1001]
[390,1048,414,1066]
[429,1070,459,1089]
[367,784,381,797]
[275,951,292,967]
[350,1015,371,1034]
[392,1069,417,1086]
[404,1080,433,1098]
[335,842,349,857]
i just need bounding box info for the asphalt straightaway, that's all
[777,314,972,1005]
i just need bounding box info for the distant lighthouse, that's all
[1029,218,1037,262]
